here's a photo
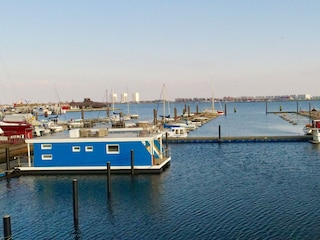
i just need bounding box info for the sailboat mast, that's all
[127,87,129,115]
[211,82,214,111]
[106,88,108,103]
[111,89,114,112]
[163,84,166,123]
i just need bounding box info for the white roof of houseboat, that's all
[25,127,163,143]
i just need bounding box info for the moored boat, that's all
[164,122,197,131]
[32,107,53,117]
[16,127,171,174]
[0,120,33,141]
[163,126,188,138]
[310,128,320,144]
[303,120,320,135]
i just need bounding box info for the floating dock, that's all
[165,135,312,143]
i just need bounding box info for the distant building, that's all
[121,93,128,103]
[111,93,118,103]
[297,94,311,100]
[132,92,140,103]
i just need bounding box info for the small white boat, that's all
[202,82,224,115]
[202,109,224,115]
[129,114,139,119]
[163,126,188,138]
[303,120,320,135]
[68,119,84,128]
[47,121,65,133]
[33,107,52,117]
[164,122,197,131]
[310,128,320,144]
[33,125,51,137]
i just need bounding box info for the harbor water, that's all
[1,101,320,239]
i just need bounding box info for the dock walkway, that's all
[165,135,312,143]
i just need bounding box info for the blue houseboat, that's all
[17,127,171,174]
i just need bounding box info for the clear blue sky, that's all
[0,1,319,104]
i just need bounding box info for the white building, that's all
[111,93,118,103]
[121,93,128,103]
[297,94,311,100]
[132,92,140,103]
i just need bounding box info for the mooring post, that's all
[72,179,79,226]
[107,162,111,195]
[81,106,84,121]
[266,102,268,114]
[165,132,168,149]
[153,109,157,125]
[196,105,199,114]
[218,125,221,140]
[3,215,12,240]
[131,150,135,176]
[309,102,311,119]
[174,107,177,121]
[296,101,299,114]
[5,147,10,175]
[224,103,227,115]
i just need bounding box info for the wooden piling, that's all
[107,162,111,195]
[218,125,221,140]
[266,102,268,114]
[165,132,169,149]
[153,109,157,125]
[309,102,311,119]
[131,150,135,176]
[72,179,79,226]
[3,215,12,240]
[174,108,177,121]
[81,107,84,121]
[5,148,10,175]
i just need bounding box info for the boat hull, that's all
[16,157,171,174]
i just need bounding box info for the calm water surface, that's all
[1,101,320,239]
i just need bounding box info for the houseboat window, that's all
[41,144,52,150]
[42,154,53,160]
[72,146,81,152]
[106,144,119,154]
[85,146,93,152]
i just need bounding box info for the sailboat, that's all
[125,88,139,119]
[203,82,224,115]
[157,84,174,123]
[158,84,188,138]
